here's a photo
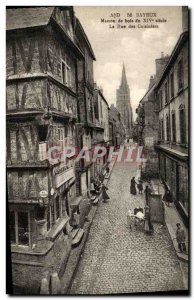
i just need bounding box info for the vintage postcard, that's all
[6,6,189,295]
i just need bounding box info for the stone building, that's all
[116,64,133,138]
[109,104,125,147]
[75,17,96,200]
[135,7,189,225]
[6,6,100,293]
[135,53,169,178]
[155,28,189,225]
[93,85,110,167]
[75,18,108,195]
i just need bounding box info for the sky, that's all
[74,6,183,119]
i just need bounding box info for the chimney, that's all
[93,82,97,89]
[182,6,188,32]
[155,54,169,79]
[99,86,103,94]
[149,75,155,89]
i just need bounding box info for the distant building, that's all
[116,64,133,137]
[93,86,109,143]
[109,104,125,146]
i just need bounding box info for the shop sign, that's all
[39,190,48,198]
[55,167,75,188]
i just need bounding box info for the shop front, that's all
[158,149,188,226]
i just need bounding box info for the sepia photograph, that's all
[6,5,189,295]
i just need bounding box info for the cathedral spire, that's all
[116,64,133,137]
[121,63,128,87]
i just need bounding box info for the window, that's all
[63,9,73,39]
[47,208,51,231]
[159,119,164,141]
[178,165,188,213]
[9,211,30,247]
[179,105,186,144]
[47,197,62,231]
[94,98,99,120]
[100,100,103,119]
[9,211,16,244]
[51,202,55,226]
[172,111,176,143]
[55,196,60,220]
[159,153,166,181]
[58,127,64,146]
[164,82,168,104]
[85,49,88,72]
[166,158,176,200]
[166,114,170,141]
[61,60,72,87]
[177,58,184,90]
[170,72,174,98]
[159,90,163,110]
[88,96,93,122]
[58,127,68,163]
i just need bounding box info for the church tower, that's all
[116,64,133,137]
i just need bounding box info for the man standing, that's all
[176,223,187,253]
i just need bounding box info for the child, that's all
[176,223,187,253]
[137,180,143,194]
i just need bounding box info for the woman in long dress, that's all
[101,183,110,202]
[130,177,137,195]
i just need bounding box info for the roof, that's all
[155,30,189,90]
[6,7,54,31]
[139,82,156,105]
[75,17,96,60]
[97,89,109,107]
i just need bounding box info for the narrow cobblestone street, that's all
[69,160,185,294]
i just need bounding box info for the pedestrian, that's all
[99,172,104,183]
[163,188,172,206]
[93,178,101,193]
[176,223,187,253]
[137,179,143,194]
[101,183,110,203]
[106,164,110,176]
[144,205,153,234]
[130,177,137,195]
[144,205,150,233]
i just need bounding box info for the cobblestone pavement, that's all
[69,161,185,295]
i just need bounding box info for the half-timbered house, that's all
[75,19,106,199]
[6,6,85,293]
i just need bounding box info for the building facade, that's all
[155,30,189,225]
[116,64,133,138]
[109,104,125,147]
[75,18,109,196]
[134,53,170,179]
[6,6,102,293]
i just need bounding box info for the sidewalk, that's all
[60,158,116,293]
[103,156,117,186]
[150,179,188,263]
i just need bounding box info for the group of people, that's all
[130,177,173,207]
[130,177,143,195]
[90,163,110,203]
[130,176,187,254]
